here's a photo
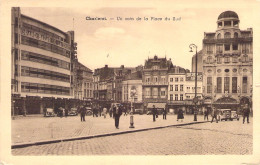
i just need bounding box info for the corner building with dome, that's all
[200,11,253,112]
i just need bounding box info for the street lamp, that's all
[129,87,136,128]
[189,43,198,121]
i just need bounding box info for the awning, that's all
[147,103,166,109]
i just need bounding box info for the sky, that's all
[20,1,257,71]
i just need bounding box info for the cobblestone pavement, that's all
[12,119,252,155]
[12,114,207,144]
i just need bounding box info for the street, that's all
[12,117,252,155]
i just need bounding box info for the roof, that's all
[124,71,142,80]
[144,55,173,69]
[218,11,239,20]
[76,61,92,73]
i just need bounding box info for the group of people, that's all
[203,104,251,124]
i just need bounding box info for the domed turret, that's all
[216,10,240,30]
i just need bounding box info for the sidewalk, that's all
[12,114,208,147]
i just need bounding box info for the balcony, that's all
[143,82,168,86]
[203,37,253,44]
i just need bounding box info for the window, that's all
[207,56,213,63]
[242,55,249,62]
[170,85,173,91]
[180,85,183,91]
[153,88,158,97]
[232,44,238,50]
[225,44,230,51]
[232,57,238,63]
[224,77,230,93]
[224,57,230,63]
[170,78,173,82]
[242,43,250,54]
[233,21,238,27]
[224,21,231,26]
[180,94,183,101]
[225,69,229,73]
[242,77,247,93]
[218,22,222,28]
[175,85,178,91]
[207,77,212,93]
[234,32,238,38]
[15,33,19,44]
[206,44,213,54]
[187,87,190,92]
[216,45,223,53]
[232,77,237,93]
[175,78,178,82]
[217,77,222,93]
[217,33,221,39]
[224,32,231,38]
[175,94,178,101]
[170,94,173,101]
[161,91,166,96]
[217,57,222,63]
[187,96,190,99]
[180,78,183,81]
[154,77,158,83]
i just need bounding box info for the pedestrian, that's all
[112,105,116,119]
[65,108,68,117]
[123,106,127,116]
[211,107,218,123]
[177,109,184,122]
[152,105,157,122]
[113,105,122,129]
[243,104,250,124]
[162,108,167,120]
[99,105,102,117]
[109,106,113,118]
[79,105,86,122]
[102,106,107,119]
[92,105,95,117]
[204,107,210,121]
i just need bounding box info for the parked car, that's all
[134,109,144,115]
[86,107,93,116]
[68,108,78,116]
[44,108,55,117]
[146,109,163,115]
[218,109,239,121]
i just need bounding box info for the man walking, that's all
[102,106,107,119]
[211,107,218,123]
[152,105,157,122]
[113,105,122,129]
[162,108,167,120]
[243,104,250,124]
[80,105,86,122]
[204,107,210,121]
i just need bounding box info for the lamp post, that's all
[129,87,136,128]
[189,44,198,121]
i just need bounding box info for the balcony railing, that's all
[203,37,253,44]
[143,82,168,86]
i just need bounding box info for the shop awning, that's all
[147,103,166,109]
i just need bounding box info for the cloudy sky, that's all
[20,0,258,71]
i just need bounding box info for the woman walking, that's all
[177,109,184,122]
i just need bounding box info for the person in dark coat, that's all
[243,104,250,124]
[204,107,210,121]
[211,107,218,123]
[177,109,184,122]
[152,105,157,122]
[162,108,167,120]
[65,108,68,117]
[113,105,122,129]
[109,106,113,118]
[79,106,86,122]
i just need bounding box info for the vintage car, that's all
[218,109,239,121]
[68,108,78,116]
[44,108,55,117]
[134,109,144,115]
[86,107,93,116]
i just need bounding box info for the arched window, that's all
[234,32,238,38]
[224,32,231,38]
[217,33,221,39]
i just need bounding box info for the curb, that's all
[11,121,209,149]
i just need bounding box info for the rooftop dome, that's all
[218,11,239,20]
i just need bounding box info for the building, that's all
[191,50,203,72]
[122,70,143,110]
[11,7,76,115]
[93,65,134,108]
[142,55,173,112]
[73,60,93,101]
[201,11,253,112]
[167,66,189,113]
[184,72,203,113]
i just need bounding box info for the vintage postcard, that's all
[0,0,260,165]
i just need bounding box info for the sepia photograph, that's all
[1,0,260,165]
